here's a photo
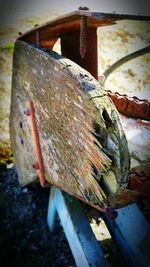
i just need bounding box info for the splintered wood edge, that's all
[10,40,130,209]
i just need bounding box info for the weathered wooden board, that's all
[20,9,150,45]
[10,40,130,209]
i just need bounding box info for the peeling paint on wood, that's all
[10,40,130,209]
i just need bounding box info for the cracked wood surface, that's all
[10,40,130,209]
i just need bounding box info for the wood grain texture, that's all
[19,10,150,44]
[10,40,130,209]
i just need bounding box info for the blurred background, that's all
[0,0,150,161]
[0,2,150,267]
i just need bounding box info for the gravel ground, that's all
[0,163,127,267]
[0,164,76,267]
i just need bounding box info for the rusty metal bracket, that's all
[25,100,45,187]
[129,172,150,197]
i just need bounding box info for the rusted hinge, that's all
[24,100,45,187]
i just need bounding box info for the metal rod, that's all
[28,100,45,187]
[103,45,150,82]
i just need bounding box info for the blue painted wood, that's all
[47,187,109,267]
[105,204,150,267]
[47,187,57,232]
[47,187,150,267]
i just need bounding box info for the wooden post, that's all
[61,28,98,80]
[47,187,109,267]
